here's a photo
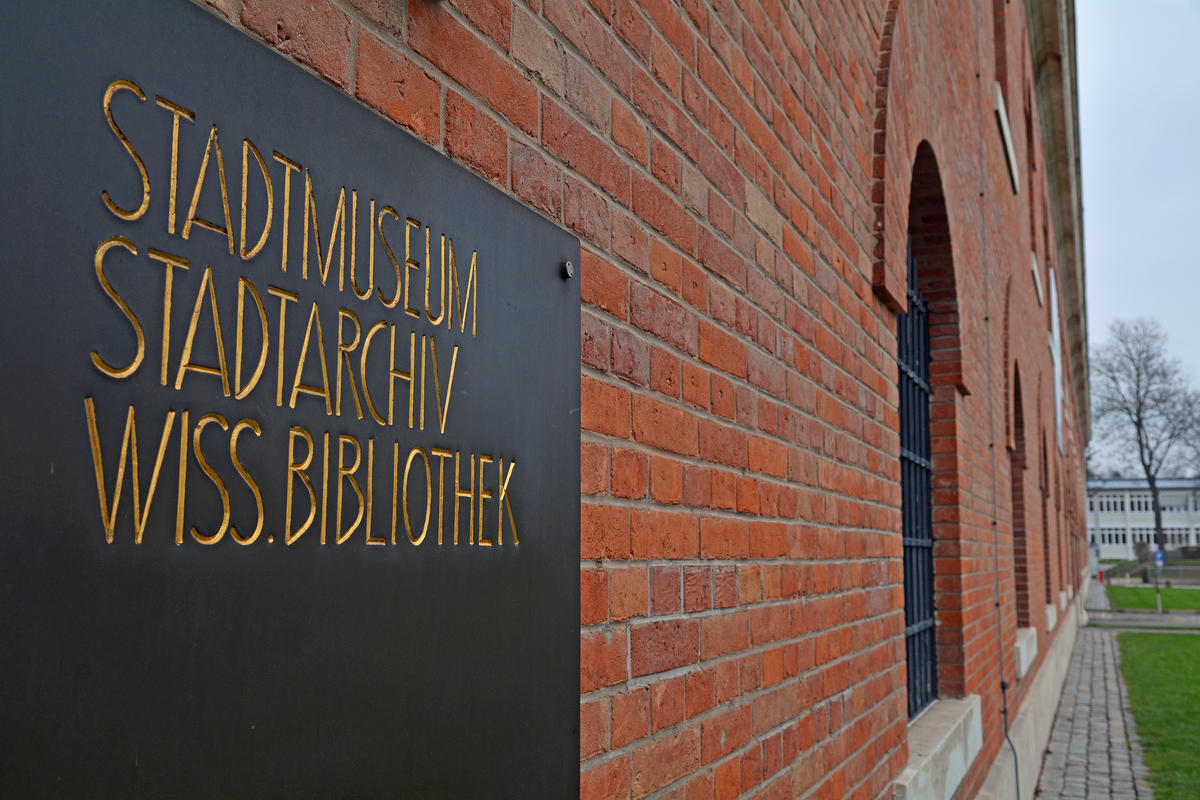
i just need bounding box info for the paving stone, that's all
[1035,629,1154,798]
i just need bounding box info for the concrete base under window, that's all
[1014,627,1038,679]
[1045,602,1057,632]
[975,579,1083,799]
[892,695,982,800]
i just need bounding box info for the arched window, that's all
[898,238,936,717]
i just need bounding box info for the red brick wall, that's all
[201,0,1090,797]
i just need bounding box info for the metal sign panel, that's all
[0,2,580,796]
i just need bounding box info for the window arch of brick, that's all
[1009,365,1034,627]
[903,141,969,701]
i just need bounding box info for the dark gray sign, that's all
[0,1,580,796]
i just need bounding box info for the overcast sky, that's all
[1077,0,1200,385]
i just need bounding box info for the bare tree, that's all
[1091,319,1200,553]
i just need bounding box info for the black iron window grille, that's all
[898,241,937,718]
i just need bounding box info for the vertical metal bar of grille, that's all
[898,242,937,718]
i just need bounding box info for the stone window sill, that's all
[893,695,982,800]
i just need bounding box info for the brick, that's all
[651,136,681,195]
[649,454,683,504]
[650,347,681,399]
[631,727,701,797]
[630,282,698,355]
[511,144,562,218]
[242,0,352,87]
[511,5,566,94]
[545,0,632,92]
[355,32,440,145]
[565,176,611,246]
[581,250,629,318]
[566,55,612,131]
[650,565,681,614]
[582,309,611,371]
[581,756,630,800]
[581,502,630,560]
[700,515,749,558]
[609,565,648,620]
[408,0,537,134]
[632,394,698,456]
[611,447,649,499]
[444,92,506,184]
[698,419,748,468]
[449,0,510,49]
[543,99,631,204]
[611,687,650,747]
[683,565,711,612]
[700,609,749,659]
[581,698,610,758]
[611,327,650,385]
[581,628,627,691]
[630,507,698,559]
[581,375,630,437]
[698,321,747,378]
[581,568,608,625]
[611,100,649,168]
[701,704,751,762]
[651,675,686,732]
[633,173,698,254]
[631,619,699,676]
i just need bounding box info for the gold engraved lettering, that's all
[365,438,384,545]
[351,196,375,301]
[431,447,452,545]
[272,152,301,273]
[428,339,459,435]
[155,95,195,234]
[426,233,446,325]
[387,329,417,429]
[453,451,475,545]
[285,425,316,544]
[419,332,426,430]
[174,265,231,396]
[335,434,363,544]
[240,138,274,260]
[335,309,364,419]
[267,286,299,407]
[302,171,345,287]
[234,277,268,399]
[102,80,150,221]
[376,205,402,308]
[477,453,494,547]
[447,240,478,337]
[91,236,145,379]
[320,431,330,545]
[403,218,421,318]
[83,398,176,544]
[289,301,332,414]
[182,125,235,254]
[191,412,231,545]
[175,408,189,545]
[390,441,400,545]
[360,320,389,425]
[497,458,518,545]
[402,446,431,546]
[147,248,189,386]
[229,418,264,545]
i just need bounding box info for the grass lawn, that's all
[1107,585,1200,611]
[1118,634,1200,799]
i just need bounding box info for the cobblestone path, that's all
[1035,628,1153,799]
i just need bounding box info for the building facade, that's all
[36,0,1091,797]
[1088,477,1200,561]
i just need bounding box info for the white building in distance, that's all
[1087,477,1200,561]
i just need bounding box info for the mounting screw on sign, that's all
[561,260,574,279]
